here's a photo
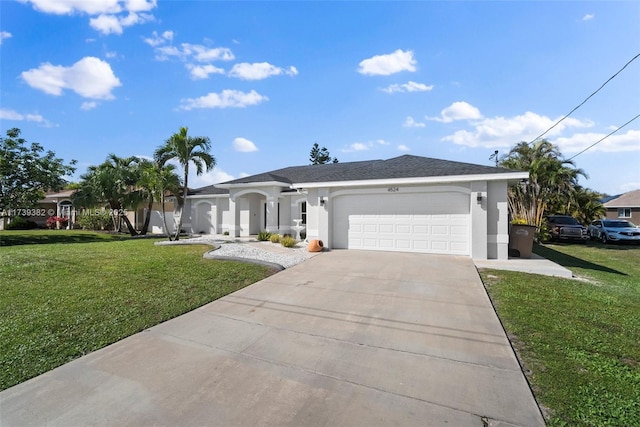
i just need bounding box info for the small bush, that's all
[5,216,38,230]
[76,211,113,231]
[223,231,229,236]
[269,234,281,243]
[280,236,297,248]
[257,231,271,241]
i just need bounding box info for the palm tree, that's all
[154,127,215,240]
[500,140,586,230]
[73,154,141,235]
[562,186,606,225]
[136,159,158,235]
[137,159,182,238]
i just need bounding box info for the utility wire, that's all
[567,113,640,161]
[528,52,640,145]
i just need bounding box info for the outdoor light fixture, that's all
[476,192,483,202]
[320,197,327,206]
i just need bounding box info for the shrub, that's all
[511,218,528,225]
[76,211,113,231]
[257,231,271,241]
[46,216,69,229]
[5,216,38,230]
[280,236,297,248]
[269,234,281,243]
[223,231,229,236]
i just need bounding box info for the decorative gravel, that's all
[155,236,315,269]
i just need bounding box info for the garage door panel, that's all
[378,224,393,233]
[363,224,377,233]
[451,225,467,235]
[333,192,470,255]
[431,225,449,235]
[396,224,411,234]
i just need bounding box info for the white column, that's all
[265,197,279,233]
[318,188,330,247]
[229,197,240,237]
[470,181,488,260]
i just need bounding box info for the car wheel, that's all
[600,233,608,244]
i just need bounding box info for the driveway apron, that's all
[1,250,545,426]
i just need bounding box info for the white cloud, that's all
[179,89,268,110]
[90,11,153,35]
[0,108,53,126]
[153,42,234,62]
[0,31,12,45]
[403,116,425,128]
[189,167,235,187]
[22,0,157,34]
[232,137,258,152]
[341,139,390,152]
[80,101,98,110]
[105,51,117,58]
[582,13,595,21]
[342,142,371,152]
[428,101,483,123]
[21,0,122,15]
[397,144,410,152]
[357,49,417,76]
[186,64,225,80]
[143,30,173,47]
[228,62,298,80]
[554,129,640,153]
[21,56,121,100]
[123,0,157,12]
[441,111,594,148]
[381,81,433,94]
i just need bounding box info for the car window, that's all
[603,220,634,228]
[550,217,579,225]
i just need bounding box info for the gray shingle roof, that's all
[603,189,640,207]
[221,154,519,185]
[188,185,229,196]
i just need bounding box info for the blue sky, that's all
[1,0,639,195]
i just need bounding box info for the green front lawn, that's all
[0,230,276,391]
[481,242,640,426]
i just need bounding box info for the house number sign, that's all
[387,187,400,192]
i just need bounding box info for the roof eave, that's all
[291,172,529,189]
[217,180,291,189]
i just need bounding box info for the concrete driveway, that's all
[1,251,545,426]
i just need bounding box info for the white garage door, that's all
[332,192,470,255]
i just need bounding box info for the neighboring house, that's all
[602,189,640,224]
[0,189,78,230]
[175,155,528,260]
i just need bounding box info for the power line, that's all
[528,52,640,145]
[567,113,640,161]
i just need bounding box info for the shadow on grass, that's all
[534,243,627,276]
[0,230,132,247]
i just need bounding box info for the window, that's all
[618,208,631,218]
[301,202,307,225]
